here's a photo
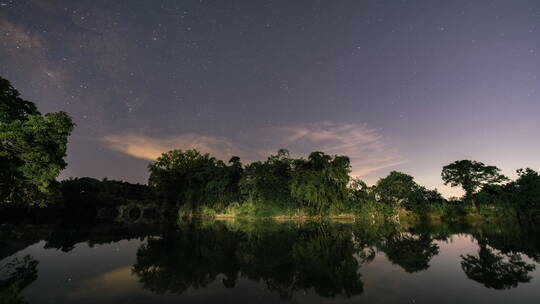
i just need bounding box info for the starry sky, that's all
[1,0,539,197]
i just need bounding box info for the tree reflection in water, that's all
[379,232,439,273]
[131,222,366,299]
[461,245,536,289]
[0,255,39,304]
[131,220,540,298]
[0,218,539,301]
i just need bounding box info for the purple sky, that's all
[1,0,539,197]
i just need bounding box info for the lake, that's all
[1,219,539,303]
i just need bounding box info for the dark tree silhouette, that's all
[442,160,507,202]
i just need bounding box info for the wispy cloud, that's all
[275,121,405,176]
[102,121,404,177]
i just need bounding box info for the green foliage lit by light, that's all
[0,77,74,206]
[290,152,351,214]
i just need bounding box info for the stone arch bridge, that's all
[114,202,162,224]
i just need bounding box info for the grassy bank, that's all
[177,200,520,224]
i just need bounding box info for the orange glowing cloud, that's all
[102,121,404,178]
[102,133,239,161]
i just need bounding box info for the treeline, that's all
[60,177,155,207]
[147,148,540,223]
[2,75,540,223]
[147,148,442,214]
[473,168,540,222]
[148,148,354,215]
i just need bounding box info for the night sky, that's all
[1,0,539,197]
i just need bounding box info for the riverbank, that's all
[178,201,521,225]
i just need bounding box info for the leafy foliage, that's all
[239,149,293,206]
[472,168,540,221]
[375,171,418,205]
[442,160,508,199]
[513,168,540,212]
[0,78,38,122]
[290,152,351,214]
[373,171,444,210]
[0,77,74,205]
[348,178,375,204]
[148,149,241,209]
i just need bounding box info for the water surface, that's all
[1,220,539,303]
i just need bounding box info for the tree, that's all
[349,178,376,206]
[512,168,540,221]
[148,149,240,209]
[239,149,293,206]
[0,77,74,205]
[59,177,156,210]
[441,160,508,201]
[375,171,417,205]
[0,78,38,122]
[407,186,446,207]
[289,152,351,215]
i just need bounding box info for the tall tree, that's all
[0,78,38,122]
[375,171,417,205]
[441,160,507,201]
[240,149,293,206]
[0,77,74,205]
[349,178,376,206]
[148,149,241,209]
[513,168,540,221]
[290,152,351,215]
